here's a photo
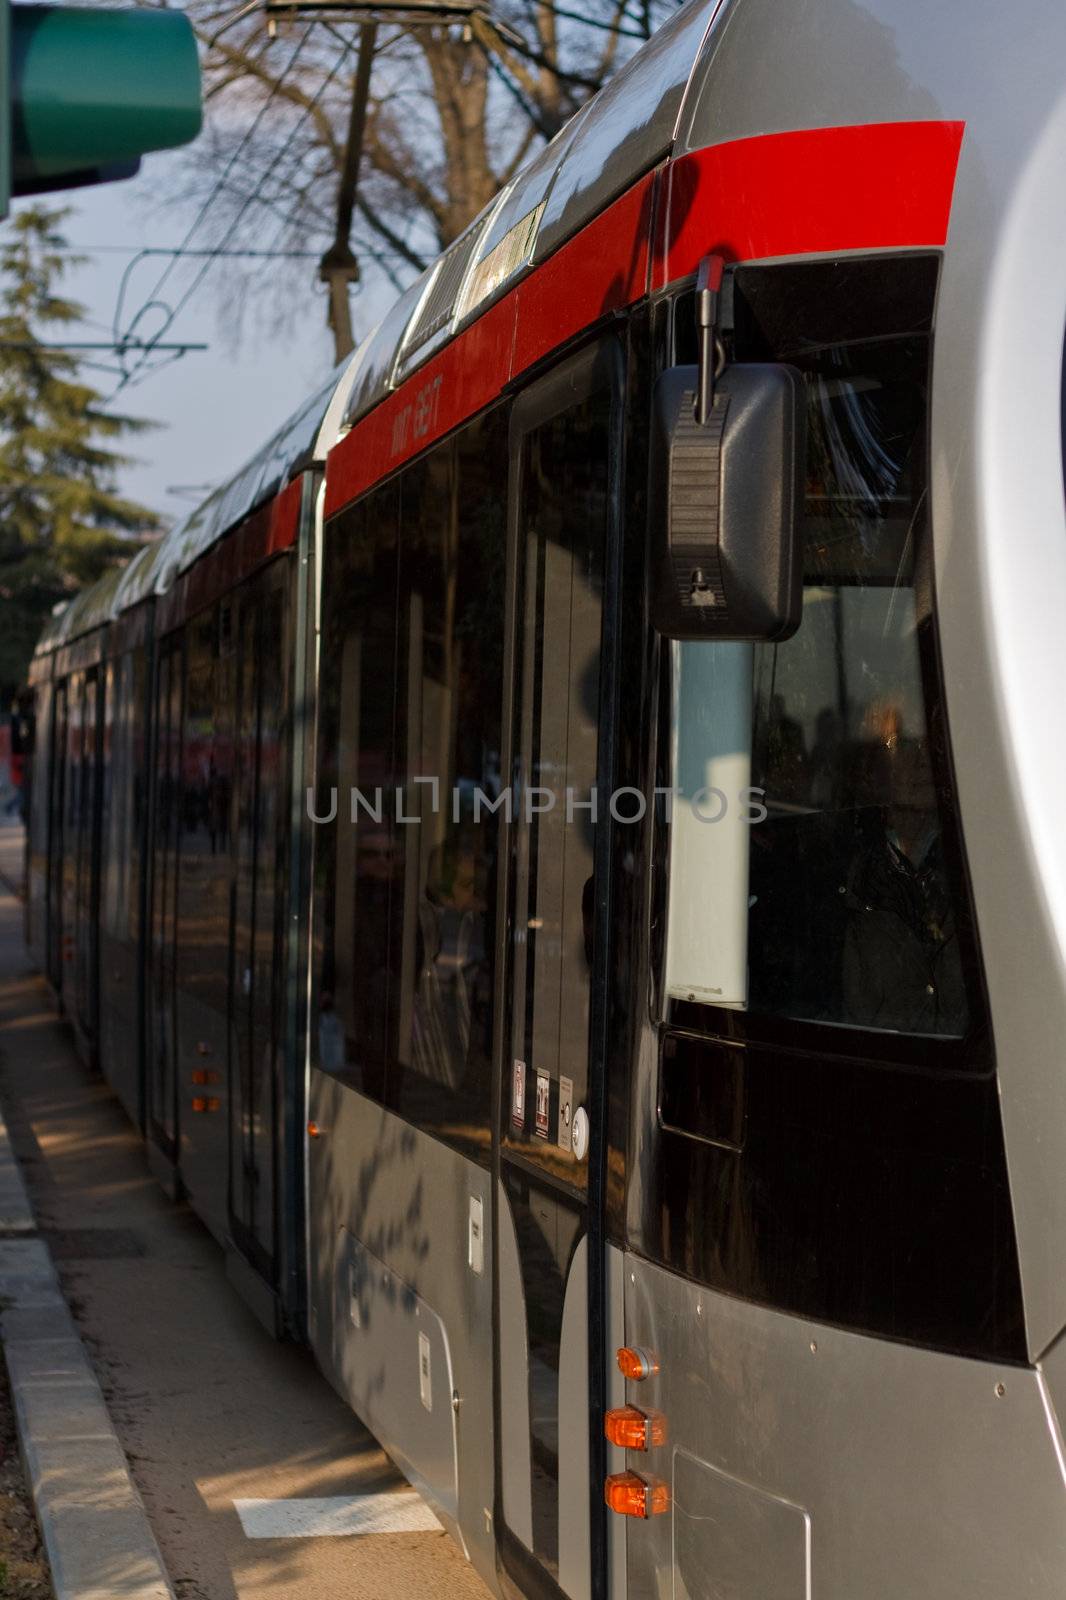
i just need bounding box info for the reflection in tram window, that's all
[506,391,610,1187]
[177,606,232,1021]
[101,651,145,945]
[668,262,971,1040]
[314,410,506,1164]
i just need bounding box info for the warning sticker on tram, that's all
[535,1071,550,1139]
[511,1059,526,1128]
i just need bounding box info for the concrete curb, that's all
[0,1115,175,1600]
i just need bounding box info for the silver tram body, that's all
[22,0,1066,1594]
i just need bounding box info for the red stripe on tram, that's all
[325,119,964,520]
[267,475,303,556]
[655,120,965,286]
[161,475,306,633]
[511,172,656,379]
[323,294,518,518]
[323,179,656,518]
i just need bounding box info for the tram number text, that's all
[391,374,444,458]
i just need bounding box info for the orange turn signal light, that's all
[307,1121,322,1139]
[604,1470,669,1518]
[604,1405,666,1451]
[616,1346,660,1381]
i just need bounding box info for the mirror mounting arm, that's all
[695,254,726,424]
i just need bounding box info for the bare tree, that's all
[123,0,680,371]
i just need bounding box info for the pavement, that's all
[0,820,493,1600]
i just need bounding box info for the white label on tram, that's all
[418,1332,432,1412]
[468,1194,484,1276]
[512,1059,526,1128]
[558,1076,574,1153]
[535,1071,550,1139]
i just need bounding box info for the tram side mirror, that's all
[649,363,806,641]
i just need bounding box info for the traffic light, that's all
[1,3,202,217]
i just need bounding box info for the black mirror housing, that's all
[649,363,806,641]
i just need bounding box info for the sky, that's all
[19,146,400,529]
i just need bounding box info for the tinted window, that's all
[28,688,48,869]
[667,255,975,1044]
[313,410,507,1163]
[315,482,399,1103]
[177,607,233,1020]
[747,354,964,1034]
[505,392,611,1188]
[102,648,148,946]
[230,573,289,1261]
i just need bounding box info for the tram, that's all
[22,0,1066,1592]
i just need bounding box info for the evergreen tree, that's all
[0,204,161,699]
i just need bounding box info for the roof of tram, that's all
[33,0,724,657]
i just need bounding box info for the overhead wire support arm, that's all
[110,23,316,395]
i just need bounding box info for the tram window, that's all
[505,390,611,1182]
[666,257,974,1042]
[316,484,399,1104]
[102,652,136,942]
[128,649,147,937]
[28,686,49,891]
[177,607,232,1018]
[101,648,148,946]
[388,426,505,1153]
[314,410,506,1163]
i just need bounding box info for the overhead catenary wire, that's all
[118,24,315,330]
[111,22,318,394]
[108,24,385,396]
[106,0,673,396]
[73,244,327,256]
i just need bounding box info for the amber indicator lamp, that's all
[616,1346,660,1380]
[604,1470,669,1518]
[604,1405,667,1451]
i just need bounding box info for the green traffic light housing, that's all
[6,4,202,204]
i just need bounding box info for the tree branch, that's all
[355,196,429,274]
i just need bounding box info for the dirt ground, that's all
[0,1356,52,1600]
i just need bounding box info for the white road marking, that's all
[233,1493,442,1539]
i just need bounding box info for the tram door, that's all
[495,346,620,1600]
[229,572,287,1281]
[147,636,183,1163]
